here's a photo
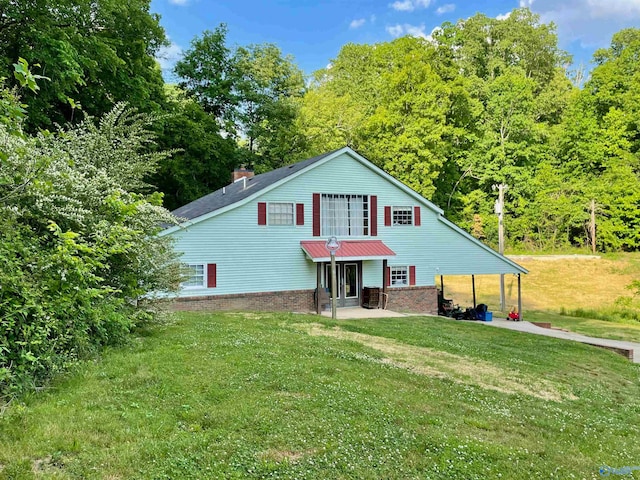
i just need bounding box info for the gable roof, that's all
[171,149,338,221]
[162,147,527,274]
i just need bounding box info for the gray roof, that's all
[171,149,338,220]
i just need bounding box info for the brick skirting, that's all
[171,285,438,315]
[172,289,316,312]
[385,285,438,315]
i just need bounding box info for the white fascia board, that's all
[437,216,529,274]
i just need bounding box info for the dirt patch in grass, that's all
[298,323,576,401]
[258,449,316,464]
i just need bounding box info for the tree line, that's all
[5,2,639,252]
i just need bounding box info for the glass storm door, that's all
[325,262,360,307]
[325,264,341,303]
[343,263,359,307]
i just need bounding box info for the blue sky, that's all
[151,0,640,81]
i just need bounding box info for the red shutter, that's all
[386,267,391,287]
[296,203,304,226]
[312,193,320,236]
[414,206,421,226]
[207,264,217,288]
[384,206,391,227]
[257,202,267,225]
[370,195,377,236]
[409,266,416,286]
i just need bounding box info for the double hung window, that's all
[268,202,294,225]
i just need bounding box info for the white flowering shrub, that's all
[0,97,180,398]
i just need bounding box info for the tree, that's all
[0,0,167,131]
[174,25,307,172]
[433,8,570,89]
[552,29,640,250]
[299,36,478,202]
[150,85,240,210]
[174,25,237,124]
[233,43,306,171]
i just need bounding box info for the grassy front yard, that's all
[1,312,639,479]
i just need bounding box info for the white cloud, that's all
[169,0,189,5]
[349,18,366,29]
[405,24,429,38]
[386,23,434,40]
[391,0,414,11]
[156,41,183,73]
[527,0,640,49]
[386,24,405,36]
[436,3,456,15]
[520,0,535,7]
[496,11,511,20]
[586,0,640,17]
[370,14,377,23]
[389,0,432,11]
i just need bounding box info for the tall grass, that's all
[559,304,640,324]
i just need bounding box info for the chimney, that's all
[232,165,254,183]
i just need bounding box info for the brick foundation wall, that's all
[171,285,438,315]
[386,286,438,314]
[172,289,316,313]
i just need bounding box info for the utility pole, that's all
[493,183,508,312]
[590,199,596,254]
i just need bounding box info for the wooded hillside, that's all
[5,3,638,252]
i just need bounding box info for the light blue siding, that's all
[167,150,525,298]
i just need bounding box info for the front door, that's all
[325,262,360,307]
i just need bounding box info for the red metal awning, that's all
[300,240,396,262]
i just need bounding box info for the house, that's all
[160,147,527,314]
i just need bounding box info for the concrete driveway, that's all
[484,318,639,363]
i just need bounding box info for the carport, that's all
[430,217,529,320]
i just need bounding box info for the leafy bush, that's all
[0,82,180,399]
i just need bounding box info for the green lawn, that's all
[1,312,639,479]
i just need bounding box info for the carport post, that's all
[472,275,476,309]
[518,273,523,322]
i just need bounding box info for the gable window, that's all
[393,206,413,226]
[390,266,408,286]
[321,194,369,236]
[182,264,204,288]
[268,202,294,225]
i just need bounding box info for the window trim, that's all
[392,206,413,226]
[182,263,205,289]
[267,202,295,226]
